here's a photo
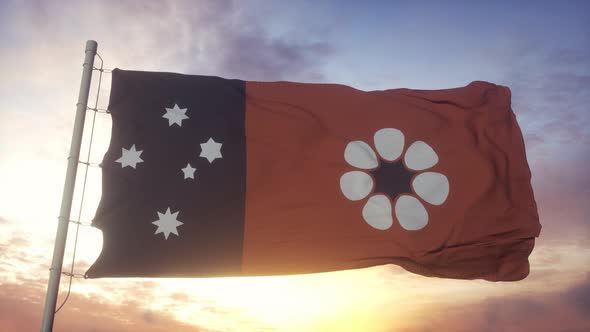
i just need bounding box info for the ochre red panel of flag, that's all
[86,69,541,281]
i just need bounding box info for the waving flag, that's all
[86,69,541,281]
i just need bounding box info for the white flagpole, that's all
[40,40,98,332]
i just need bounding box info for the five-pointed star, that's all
[162,104,189,127]
[115,144,144,169]
[152,207,184,240]
[200,138,223,163]
[181,163,196,179]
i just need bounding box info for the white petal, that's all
[344,141,378,169]
[362,195,393,230]
[374,128,405,161]
[404,141,438,171]
[412,172,449,205]
[395,195,429,231]
[340,171,374,201]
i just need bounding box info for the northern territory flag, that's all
[85,69,541,281]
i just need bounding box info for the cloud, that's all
[92,0,335,81]
[545,48,590,67]
[0,282,214,332]
[409,276,590,332]
[487,41,590,242]
[528,162,590,239]
[211,29,334,81]
[503,46,590,140]
[1,0,334,81]
[565,274,590,315]
[170,292,190,301]
[490,40,590,138]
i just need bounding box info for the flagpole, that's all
[40,40,98,332]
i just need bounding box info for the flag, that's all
[86,69,541,281]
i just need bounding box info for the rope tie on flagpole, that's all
[92,66,112,73]
[77,161,101,167]
[54,52,107,314]
[61,272,88,279]
[87,106,110,114]
[68,219,94,227]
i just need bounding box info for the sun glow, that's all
[150,270,408,332]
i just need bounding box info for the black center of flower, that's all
[370,161,416,199]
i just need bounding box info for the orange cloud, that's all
[0,282,212,332]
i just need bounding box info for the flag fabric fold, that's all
[86,69,540,281]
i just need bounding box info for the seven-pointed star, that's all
[152,207,184,240]
[162,104,189,127]
[181,163,196,179]
[115,144,144,169]
[200,138,223,163]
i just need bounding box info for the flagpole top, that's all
[85,40,98,54]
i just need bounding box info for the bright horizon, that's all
[1,1,589,331]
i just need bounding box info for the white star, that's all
[162,104,189,127]
[115,144,143,169]
[199,138,223,163]
[152,207,184,240]
[181,163,196,180]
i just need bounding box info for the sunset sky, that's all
[1,0,589,331]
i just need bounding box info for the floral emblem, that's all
[339,128,449,231]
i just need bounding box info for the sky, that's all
[0,0,589,331]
